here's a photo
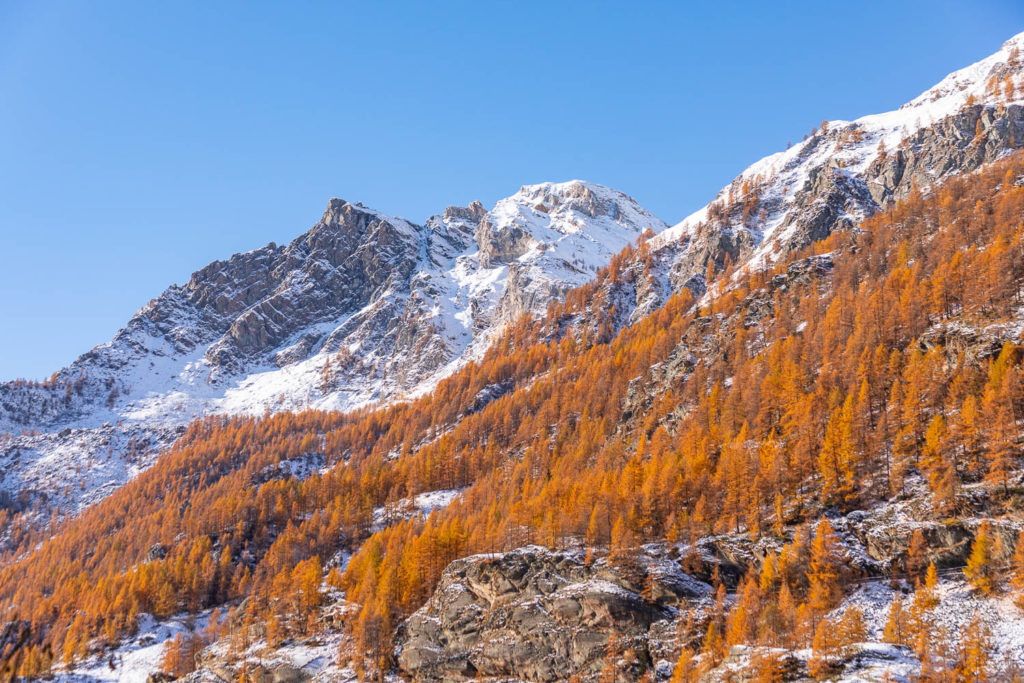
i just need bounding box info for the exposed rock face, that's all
[397,546,712,682]
[847,503,1022,573]
[476,213,534,268]
[393,507,1020,681]
[0,182,665,522]
[864,104,1024,205]
[201,200,426,372]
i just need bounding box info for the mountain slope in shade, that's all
[0,181,666,517]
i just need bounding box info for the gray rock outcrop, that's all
[397,546,712,682]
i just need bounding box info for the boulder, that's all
[396,545,712,682]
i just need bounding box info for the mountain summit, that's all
[0,181,665,516]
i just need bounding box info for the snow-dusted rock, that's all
[0,182,665,520]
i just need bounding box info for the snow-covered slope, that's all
[0,181,665,519]
[647,31,1024,299]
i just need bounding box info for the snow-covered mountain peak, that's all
[476,180,664,269]
[511,178,619,203]
[0,181,666,518]
[504,180,656,230]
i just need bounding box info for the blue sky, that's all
[2,1,1023,380]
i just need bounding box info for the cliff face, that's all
[395,516,1023,683]
[397,546,712,682]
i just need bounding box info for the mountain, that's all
[593,32,1024,333]
[8,33,1024,522]
[7,30,1024,683]
[0,181,665,517]
[18,149,1024,683]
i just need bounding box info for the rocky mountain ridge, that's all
[0,181,665,517]
[586,32,1024,336]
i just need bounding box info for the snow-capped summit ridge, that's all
[513,179,627,198]
[491,180,664,242]
[0,180,665,518]
[509,179,649,213]
[656,30,1024,273]
[902,30,1024,112]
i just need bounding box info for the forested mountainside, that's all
[7,32,1024,533]
[6,29,1024,683]
[4,29,1024,546]
[0,181,665,522]
[6,137,1024,682]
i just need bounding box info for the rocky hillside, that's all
[392,509,1024,683]
[0,181,665,517]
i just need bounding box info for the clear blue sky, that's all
[2,1,1022,380]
